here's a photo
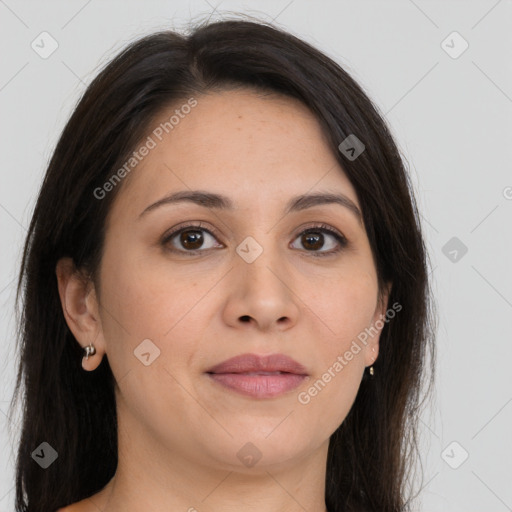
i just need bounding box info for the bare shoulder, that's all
[56,480,113,511]
[56,504,82,512]
[56,498,102,512]
[56,505,76,512]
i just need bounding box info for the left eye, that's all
[290,226,347,255]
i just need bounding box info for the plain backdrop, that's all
[1,1,511,511]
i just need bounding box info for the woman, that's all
[9,18,436,512]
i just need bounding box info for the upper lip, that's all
[206,353,308,375]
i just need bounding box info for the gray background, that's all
[1,1,511,510]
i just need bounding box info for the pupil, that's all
[181,230,203,250]
[303,232,322,250]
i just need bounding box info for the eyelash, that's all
[161,222,348,258]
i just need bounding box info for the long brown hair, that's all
[9,17,436,512]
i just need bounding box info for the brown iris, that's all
[301,231,324,251]
[179,229,204,250]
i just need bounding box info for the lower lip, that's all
[207,372,307,398]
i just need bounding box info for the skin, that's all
[56,88,391,512]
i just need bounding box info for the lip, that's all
[206,353,309,399]
[207,353,308,375]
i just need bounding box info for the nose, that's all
[222,242,301,332]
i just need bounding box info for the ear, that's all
[56,257,106,371]
[365,280,393,367]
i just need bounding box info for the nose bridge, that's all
[235,231,283,286]
[232,230,296,312]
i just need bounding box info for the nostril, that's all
[240,315,251,322]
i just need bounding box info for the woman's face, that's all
[84,89,389,472]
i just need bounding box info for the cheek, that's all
[296,265,376,409]
[99,245,195,335]
[96,253,205,416]
[297,274,376,430]
[97,248,216,374]
[304,265,378,347]
[297,362,364,439]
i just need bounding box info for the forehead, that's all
[109,89,359,218]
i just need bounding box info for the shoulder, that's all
[56,481,113,511]
[56,499,96,512]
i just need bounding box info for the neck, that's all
[91,407,330,512]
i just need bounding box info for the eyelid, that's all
[161,221,223,245]
[292,222,346,240]
[291,222,348,257]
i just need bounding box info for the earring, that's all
[83,343,96,361]
[369,366,374,376]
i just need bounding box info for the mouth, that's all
[232,371,284,375]
[206,372,308,398]
[205,353,309,398]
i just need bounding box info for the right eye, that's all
[161,222,224,254]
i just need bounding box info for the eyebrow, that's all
[138,190,362,224]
